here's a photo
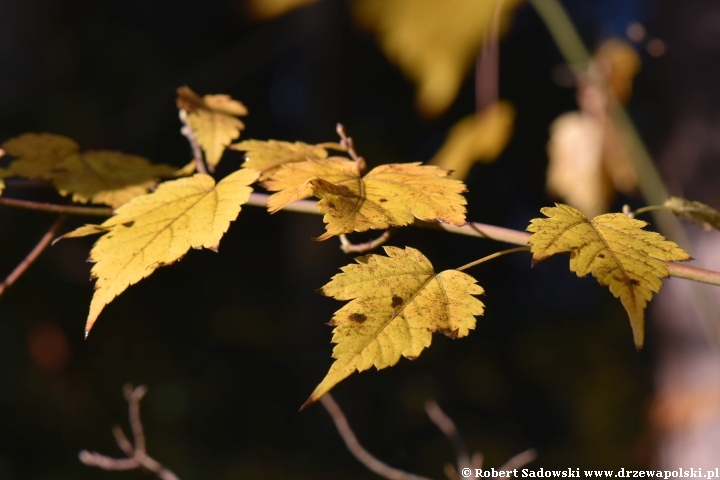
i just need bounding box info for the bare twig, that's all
[245,193,720,287]
[476,0,506,110]
[179,110,208,175]
[498,449,537,472]
[339,229,394,254]
[79,384,180,480]
[320,394,433,480]
[425,401,471,479]
[0,197,112,216]
[0,214,67,297]
[336,123,366,173]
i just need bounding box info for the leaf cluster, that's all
[2,87,714,411]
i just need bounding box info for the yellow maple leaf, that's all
[247,0,319,19]
[64,168,259,336]
[1,133,179,208]
[430,101,515,180]
[53,151,179,209]
[527,204,691,348]
[302,246,484,408]
[664,197,720,232]
[230,139,329,180]
[177,86,247,171]
[264,158,467,239]
[353,0,521,116]
[2,133,79,179]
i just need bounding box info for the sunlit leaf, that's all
[353,0,521,116]
[527,204,691,348]
[177,86,247,171]
[64,168,259,335]
[302,246,484,408]
[265,157,467,239]
[231,139,329,180]
[664,197,720,232]
[430,101,515,180]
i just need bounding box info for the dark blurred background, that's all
[1,0,717,478]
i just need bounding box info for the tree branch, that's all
[320,394,433,480]
[425,401,470,479]
[339,229,394,254]
[179,109,208,175]
[0,214,68,297]
[79,384,180,480]
[0,197,113,216]
[245,193,720,287]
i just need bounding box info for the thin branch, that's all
[79,384,180,480]
[0,196,112,216]
[0,214,68,297]
[179,110,208,175]
[320,394,433,480]
[339,229,394,254]
[498,449,537,472]
[336,123,366,173]
[476,0,505,110]
[244,193,720,287]
[425,401,470,479]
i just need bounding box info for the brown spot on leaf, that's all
[629,278,640,286]
[122,221,135,228]
[349,313,367,323]
[379,198,388,203]
[391,296,403,308]
[598,253,605,259]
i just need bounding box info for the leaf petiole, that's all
[632,205,671,217]
[456,246,531,272]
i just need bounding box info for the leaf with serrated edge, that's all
[231,139,329,179]
[664,197,720,232]
[2,133,79,179]
[265,158,467,239]
[81,168,259,335]
[302,246,484,408]
[53,151,178,208]
[527,204,691,348]
[177,86,247,171]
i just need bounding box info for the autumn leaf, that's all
[302,246,484,408]
[664,197,720,232]
[1,133,182,209]
[177,86,247,171]
[265,158,468,239]
[0,178,4,196]
[546,112,610,218]
[353,0,521,116]
[53,151,178,208]
[545,39,639,217]
[230,139,330,180]
[63,168,259,336]
[247,0,319,19]
[527,204,691,348]
[2,133,79,179]
[430,101,515,180]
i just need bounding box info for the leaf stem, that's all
[244,193,720,287]
[456,246,531,272]
[0,197,113,216]
[315,142,347,152]
[633,205,671,217]
[0,214,68,297]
